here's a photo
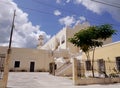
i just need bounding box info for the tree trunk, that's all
[85,51,90,60]
[92,47,95,77]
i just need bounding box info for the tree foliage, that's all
[68,24,116,53]
[68,24,116,77]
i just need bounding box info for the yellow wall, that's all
[82,41,120,74]
[0,46,53,72]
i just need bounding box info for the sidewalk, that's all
[7,72,120,88]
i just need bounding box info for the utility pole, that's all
[3,10,16,88]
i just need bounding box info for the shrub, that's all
[21,69,27,72]
[109,73,119,78]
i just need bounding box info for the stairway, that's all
[55,62,72,76]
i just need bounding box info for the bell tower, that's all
[37,35,44,48]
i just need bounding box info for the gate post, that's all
[72,58,78,85]
[3,51,11,88]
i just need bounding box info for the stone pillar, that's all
[72,58,78,85]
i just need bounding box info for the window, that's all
[61,35,65,44]
[77,61,81,77]
[97,59,105,73]
[61,40,65,44]
[85,60,92,71]
[116,57,120,71]
[14,61,20,68]
[0,54,5,72]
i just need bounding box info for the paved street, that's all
[7,72,120,88]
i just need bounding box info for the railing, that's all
[76,60,120,78]
[55,61,72,76]
[72,58,120,85]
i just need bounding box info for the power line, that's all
[105,0,120,6]
[1,1,120,27]
[32,0,120,26]
[0,1,64,17]
[1,1,120,41]
[91,0,120,8]
[33,0,80,16]
[0,1,100,22]
[33,0,105,22]
[91,0,120,34]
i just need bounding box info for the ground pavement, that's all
[7,72,120,88]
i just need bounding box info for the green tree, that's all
[68,24,116,77]
[91,24,116,77]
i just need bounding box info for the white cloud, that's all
[56,0,61,4]
[66,0,71,3]
[56,0,120,22]
[54,10,61,16]
[75,0,120,21]
[79,16,86,22]
[59,15,87,26]
[56,0,71,4]
[0,0,50,48]
[59,16,76,26]
[74,16,87,25]
[75,0,103,14]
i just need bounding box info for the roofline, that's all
[103,41,120,47]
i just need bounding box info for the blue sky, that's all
[13,0,120,35]
[0,0,120,48]
[14,0,87,35]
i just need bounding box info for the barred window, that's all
[0,54,5,72]
[97,59,105,73]
[77,61,81,77]
[116,57,120,71]
[85,60,92,71]
[0,54,5,79]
